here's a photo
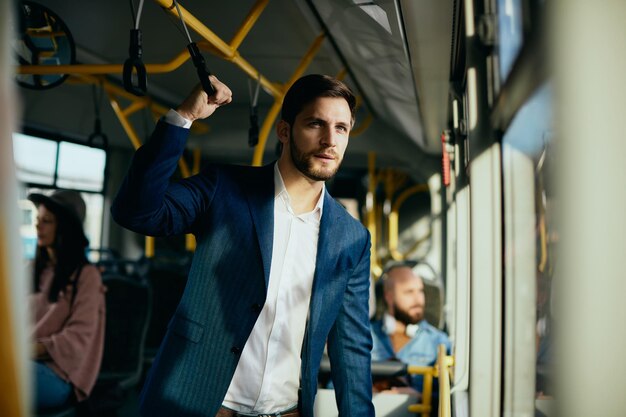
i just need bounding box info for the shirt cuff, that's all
[164,109,193,129]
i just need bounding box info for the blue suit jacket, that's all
[112,121,374,417]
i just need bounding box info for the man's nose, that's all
[320,126,338,147]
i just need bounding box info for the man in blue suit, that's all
[112,74,374,417]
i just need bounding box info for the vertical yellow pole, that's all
[145,235,155,258]
[110,93,195,257]
[252,98,283,167]
[0,3,27,408]
[185,149,202,251]
[367,152,382,277]
[0,225,26,417]
[388,184,429,260]
[437,344,454,417]
[421,370,433,417]
[406,366,434,415]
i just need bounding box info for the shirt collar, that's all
[273,163,324,220]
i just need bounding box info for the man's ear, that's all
[276,120,290,144]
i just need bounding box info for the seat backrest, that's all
[99,274,152,389]
[143,258,189,360]
[423,280,444,329]
[36,405,76,417]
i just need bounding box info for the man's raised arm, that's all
[110,76,232,237]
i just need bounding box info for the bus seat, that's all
[87,248,122,275]
[423,281,444,330]
[36,404,76,417]
[97,273,152,390]
[143,256,190,364]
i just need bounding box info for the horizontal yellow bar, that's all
[407,404,431,413]
[407,365,435,375]
[154,0,282,98]
[18,49,191,75]
[122,101,149,117]
[73,74,208,135]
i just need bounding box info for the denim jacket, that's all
[370,316,451,393]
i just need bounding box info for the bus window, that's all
[13,133,57,185]
[497,0,524,81]
[57,142,106,192]
[502,83,555,414]
[12,132,107,256]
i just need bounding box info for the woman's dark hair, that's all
[33,204,88,303]
[280,74,356,127]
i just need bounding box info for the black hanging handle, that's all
[123,29,147,96]
[187,42,215,96]
[88,118,109,149]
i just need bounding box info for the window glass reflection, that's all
[13,133,58,185]
[497,0,523,81]
[57,142,106,192]
[502,83,556,400]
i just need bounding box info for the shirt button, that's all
[231,346,241,355]
[251,303,263,313]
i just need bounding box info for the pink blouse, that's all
[30,264,106,401]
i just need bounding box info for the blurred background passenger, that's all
[28,190,105,410]
[371,264,451,397]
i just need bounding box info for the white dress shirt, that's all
[223,163,323,413]
[164,111,324,414]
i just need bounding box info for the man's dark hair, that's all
[280,74,356,127]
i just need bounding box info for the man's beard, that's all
[289,128,342,182]
[394,305,423,326]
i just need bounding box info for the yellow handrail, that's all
[335,68,374,138]
[437,344,454,417]
[229,0,269,51]
[0,224,26,417]
[155,0,281,98]
[406,365,435,417]
[388,184,429,261]
[18,48,192,75]
[69,74,208,135]
[367,152,383,278]
[350,112,373,138]
[404,346,454,417]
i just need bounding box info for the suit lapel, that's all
[308,191,342,336]
[245,163,275,290]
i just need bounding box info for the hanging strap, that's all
[172,0,215,96]
[123,0,148,96]
[248,76,261,147]
[87,83,109,148]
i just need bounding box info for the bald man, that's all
[371,265,451,396]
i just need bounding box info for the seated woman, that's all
[28,190,106,410]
